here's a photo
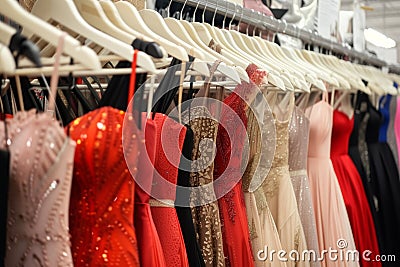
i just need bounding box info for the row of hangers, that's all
[0,0,399,98]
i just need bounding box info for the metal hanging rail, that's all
[172,0,390,68]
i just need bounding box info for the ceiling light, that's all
[364,28,396,49]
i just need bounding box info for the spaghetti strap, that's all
[48,32,67,114]
[322,91,329,103]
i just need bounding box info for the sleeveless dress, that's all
[306,97,359,267]
[243,91,286,267]
[175,124,206,267]
[134,114,167,267]
[258,93,309,267]
[288,106,321,267]
[348,93,382,252]
[150,113,189,267]
[330,109,381,267]
[188,105,225,267]
[1,110,76,267]
[213,66,259,267]
[67,107,140,266]
[362,96,400,265]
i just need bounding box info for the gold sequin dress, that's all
[255,93,310,267]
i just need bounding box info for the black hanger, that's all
[9,31,41,68]
[132,39,164,59]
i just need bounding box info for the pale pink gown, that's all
[306,95,359,267]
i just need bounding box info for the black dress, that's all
[348,92,382,245]
[350,92,400,266]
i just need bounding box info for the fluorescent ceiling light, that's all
[364,28,396,48]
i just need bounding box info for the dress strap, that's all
[48,32,67,114]
[322,91,329,103]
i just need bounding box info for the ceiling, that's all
[340,0,400,63]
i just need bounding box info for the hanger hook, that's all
[202,0,209,23]
[212,0,218,27]
[257,12,263,37]
[193,1,201,22]
[282,19,288,34]
[294,25,300,39]
[246,9,255,35]
[237,6,244,31]
[178,0,188,20]
[229,4,237,30]
[222,1,229,29]
[166,0,173,18]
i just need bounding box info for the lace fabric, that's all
[213,72,260,267]
[0,110,76,267]
[67,107,140,267]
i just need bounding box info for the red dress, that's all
[67,107,140,266]
[134,113,167,267]
[214,66,259,267]
[150,113,189,267]
[331,110,381,267]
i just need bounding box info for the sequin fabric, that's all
[0,110,76,266]
[288,107,321,267]
[359,113,371,180]
[67,107,140,267]
[257,94,310,267]
[184,106,225,267]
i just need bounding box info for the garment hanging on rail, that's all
[288,105,321,267]
[357,93,400,266]
[213,64,259,267]
[67,107,140,267]
[0,110,76,267]
[307,93,359,267]
[330,108,381,267]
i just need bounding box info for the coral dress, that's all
[331,110,381,267]
[150,113,189,267]
[67,107,140,266]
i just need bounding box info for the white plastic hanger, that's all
[0,43,16,74]
[0,21,16,47]
[99,0,167,57]
[74,0,145,44]
[114,1,189,62]
[1,0,100,70]
[31,0,156,73]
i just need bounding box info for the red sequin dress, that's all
[150,113,189,267]
[67,107,140,267]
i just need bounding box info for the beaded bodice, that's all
[0,110,76,267]
[67,107,140,267]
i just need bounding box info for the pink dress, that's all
[306,96,359,267]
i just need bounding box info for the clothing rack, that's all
[172,0,400,73]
